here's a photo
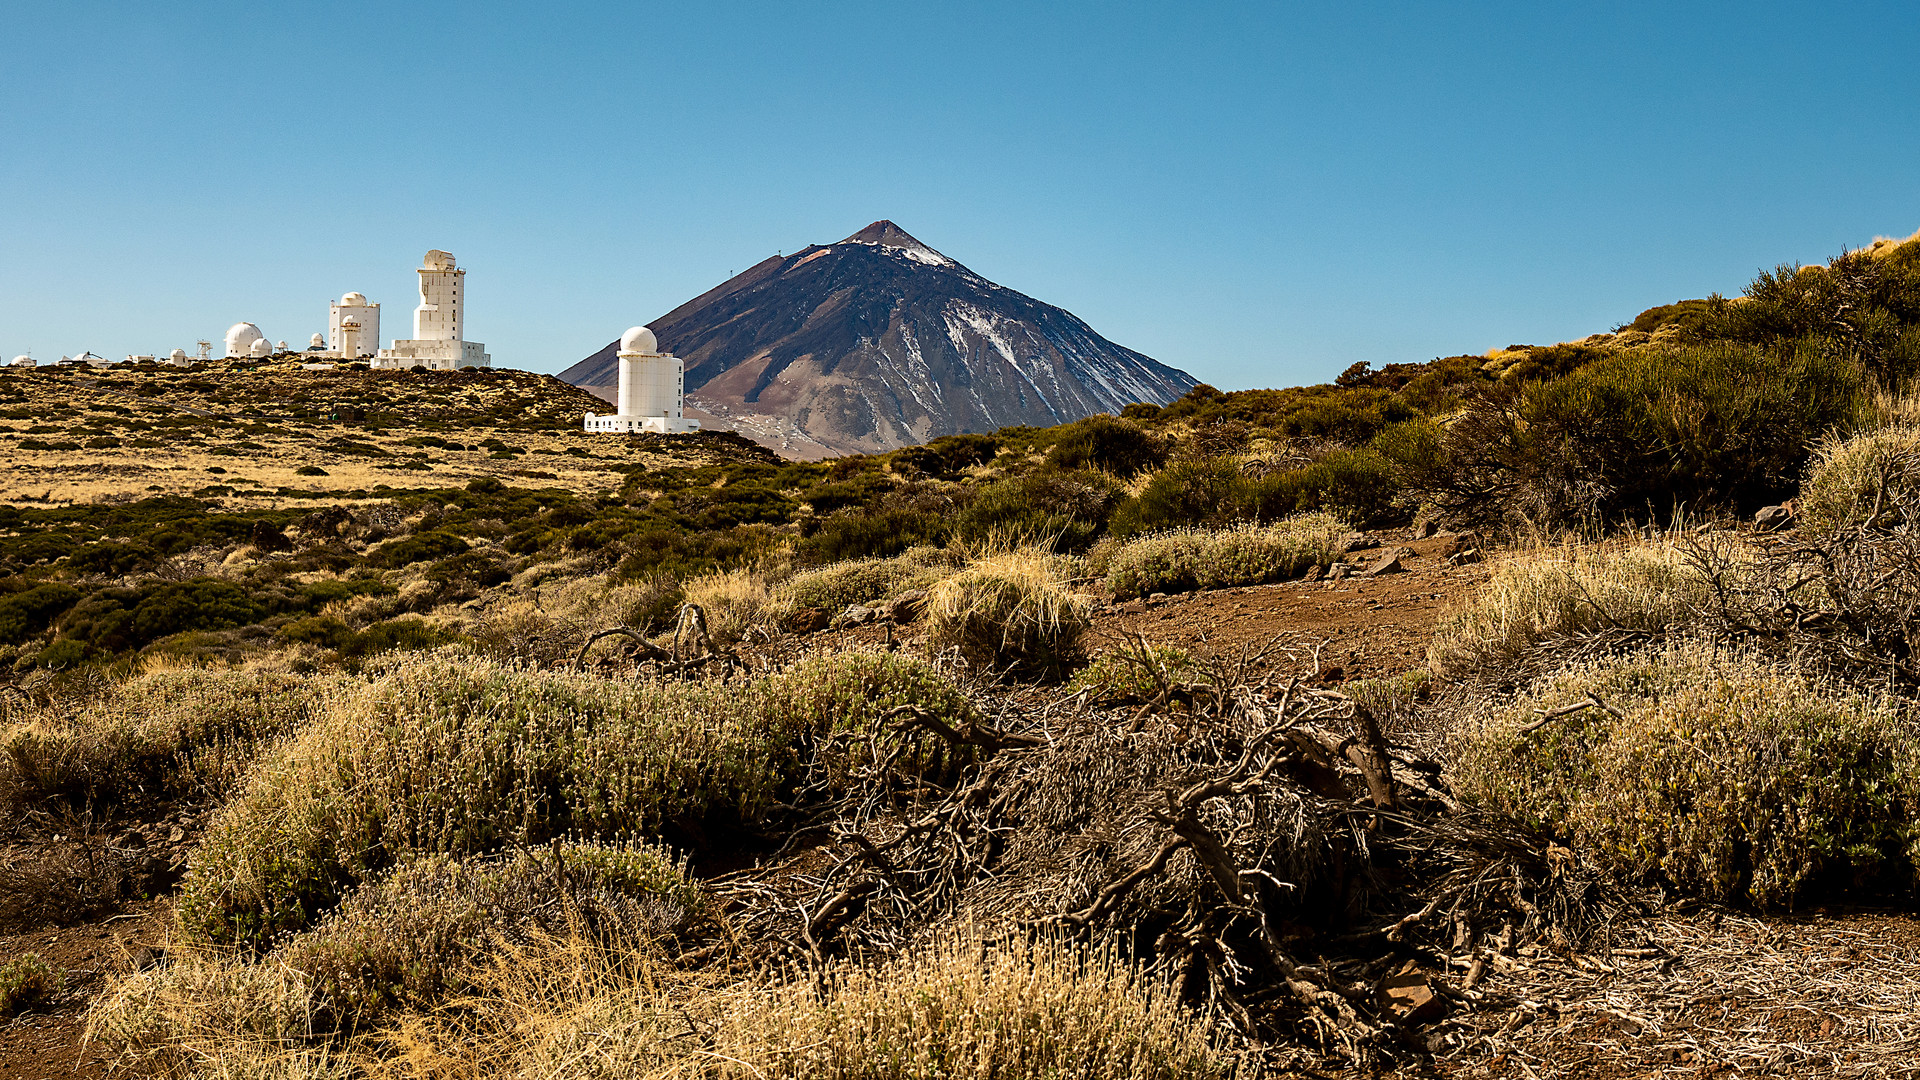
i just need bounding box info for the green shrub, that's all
[0,582,80,645]
[177,649,974,949]
[1104,515,1345,600]
[1067,645,1196,704]
[1248,448,1403,526]
[951,469,1125,551]
[1110,457,1247,535]
[1044,415,1168,478]
[1453,645,1920,907]
[777,549,952,613]
[926,550,1090,677]
[374,530,470,568]
[0,953,58,1015]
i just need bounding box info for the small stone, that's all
[1380,972,1447,1024]
[1327,564,1351,580]
[1343,533,1374,554]
[1754,504,1794,531]
[115,831,146,850]
[1363,554,1406,577]
[1148,592,1169,603]
[837,604,877,626]
[1447,548,1483,566]
[1302,564,1325,582]
[1411,519,1439,540]
[128,945,164,971]
[882,589,928,624]
[168,826,186,844]
[785,607,831,634]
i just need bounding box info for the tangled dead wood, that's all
[709,640,1636,1068]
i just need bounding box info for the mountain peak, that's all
[840,220,954,267]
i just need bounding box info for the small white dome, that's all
[248,337,272,358]
[310,333,326,349]
[224,322,265,356]
[619,326,658,355]
[169,349,188,362]
[9,355,32,367]
[341,291,368,306]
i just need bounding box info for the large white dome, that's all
[9,355,32,367]
[619,326,658,355]
[224,322,265,357]
[341,291,367,306]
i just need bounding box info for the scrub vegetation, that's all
[7,231,1920,1077]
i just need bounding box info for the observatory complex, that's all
[583,326,700,434]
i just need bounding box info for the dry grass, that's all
[680,569,776,646]
[1102,515,1345,600]
[926,547,1091,676]
[353,928,1234,1080]
[1427,537,1728,681]
[776,547,956,615]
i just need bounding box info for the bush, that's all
[1248,447,1403,526]
[951,469,1125,551]
[1452,645,1920,907]
[1044,414,1168,478]
[679,569,774,646]
[1799,424,1920,533]
[1104,515,1345,600]
[1111,457,1247,535]
[1428,539,1721,682]
[177,650,975,948]
[926,549,1090,677]
[278,841,702,1034]
[777,549,952,614]
[1,666,330,812]
[1067,644,1196,704]
[0,953,58,1015]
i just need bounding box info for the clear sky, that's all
[3,1,1918,388]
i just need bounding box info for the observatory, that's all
[8,355,32,368]
[328,292,380,358]
[224,323,265,358]
[583,326,700,434]
[373,250,492,370]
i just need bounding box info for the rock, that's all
[1147,592,1169,604]
[114,831,146,850]
[1327,564,1351,581]
[1363,554,1406,577]
[1755,504,1794,531]
[128,944,164,971]
[1302,564,1325,582]
[1446,548,1483,566]
[1440,530,1481,556]
[837,604,877,627]
[1410,519,1439,540]
[168,826,186,844]
[1379,971,1448,1025]
[881,589,928,623]
[785,607,831,634]
[1343,533,1374,554]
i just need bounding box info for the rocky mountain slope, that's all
[559,221,1196,457]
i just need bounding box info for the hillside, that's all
[6,230,1920,1080]
[559,221,1197,456]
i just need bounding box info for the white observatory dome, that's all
[9,355,33,368]
[310,333,326,349]
[619,326,659,355]
[341,292,367,306]
[276,341,289,351]
[248,337,273,358]
[168,349,188,363]
[224,322,265,357]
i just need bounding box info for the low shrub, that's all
[1799,424,1920,533]
[279,841,702,1034]
[1067,644,1196,704]
[0,666,331,812]
[0,953,58,1015]
[1452,645,1920,907]
[776,548,954,614]
[1104,515,1345,600]
[177,649,974,949]
[1043,414,1168,478]
[679,569,774,646]
[926,549,1090,677]
[1428,539,1723,682]
[951,468,1126,551]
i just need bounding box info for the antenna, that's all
[196,340,212,363]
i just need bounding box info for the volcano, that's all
[558,221,1196,457]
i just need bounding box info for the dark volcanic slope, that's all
[559,221,1196,456]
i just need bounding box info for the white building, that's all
[328,292,380,358]
[167,349,190,366]
[373,250,491,370]
[8,355,32,368]
[225,322,265,358]
[584,326,700,434]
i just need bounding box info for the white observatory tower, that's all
[373,250,492,369]
[328,292,380,358]
[583,326,701,434]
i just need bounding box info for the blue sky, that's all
[3,1,1918,388]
